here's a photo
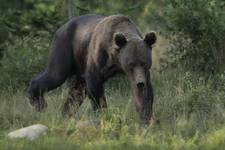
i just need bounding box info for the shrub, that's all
[0,0,62,57]
[162,0,225,73]
[0,33,50,89]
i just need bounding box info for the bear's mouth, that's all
[134,86,145,112]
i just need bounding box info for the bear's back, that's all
[91,15,142,49]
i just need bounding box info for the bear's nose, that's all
[137,82,145,89]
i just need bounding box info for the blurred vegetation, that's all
[161,0,225,72]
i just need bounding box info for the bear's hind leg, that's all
[28,70,69,111]
[28,28,74,111]
[63,77,86,116]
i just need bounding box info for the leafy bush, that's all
[162,0,225,73]
[0,33,50,89]
[0,0,64,89]
[0,0,62,54]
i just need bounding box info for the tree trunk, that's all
[68,0,74,19]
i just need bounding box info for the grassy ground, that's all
[0,69,224,150]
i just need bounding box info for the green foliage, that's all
[20,1,62,32]
[68,0,149,22]
[0,33,50,89]
[0,0,62,52]
[162,0,225,72]
[0,0,65,89]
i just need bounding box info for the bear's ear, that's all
[144,31,157,46]
[114,32,127,48]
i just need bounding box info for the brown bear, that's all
[27,14,157,124]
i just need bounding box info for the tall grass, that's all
[0,69,224,150]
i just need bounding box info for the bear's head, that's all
[114,31,156,87]
[114,31,156,123]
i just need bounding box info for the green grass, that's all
[0,70,225,150]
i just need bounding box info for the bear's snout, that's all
[137,82,145,89]
[133,67,146,89]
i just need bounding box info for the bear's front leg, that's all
[85,67,107,111]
